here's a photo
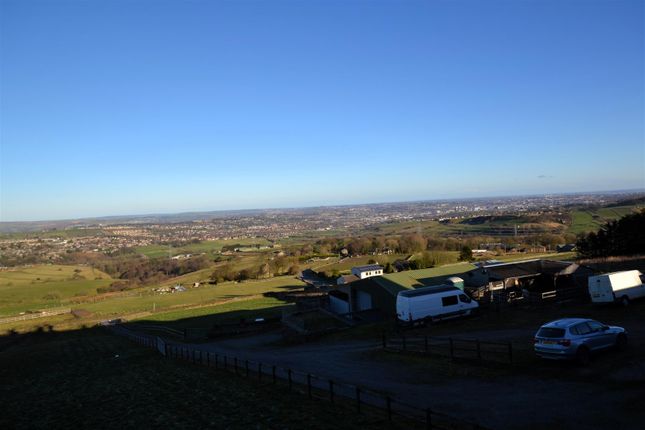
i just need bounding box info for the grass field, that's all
[0,271,305,333]
[137,296,293,328]
[0,328,413,429]
[135,238,274,258]
[569,205,643,235]
[0,265,113,317]
[78,275,304,317]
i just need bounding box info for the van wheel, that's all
[576,346,590,366]
[621,296,630,307]
[616,333,628,351]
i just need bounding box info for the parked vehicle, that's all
[396,285,478,324]
[588,270,645,306]
[534,318,627,364]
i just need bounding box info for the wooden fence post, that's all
[356,387,361,413]
[307,374,312,399]
[386,396,392,421]
[288,369,292,391]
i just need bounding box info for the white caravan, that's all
[588,270,645,306]
[396,285,479,324]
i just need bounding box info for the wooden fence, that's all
[383,333,514,364]
[0,308,71,325]
[108,325,491,430]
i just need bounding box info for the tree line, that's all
[577,210,645,258]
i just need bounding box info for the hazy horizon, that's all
[1,187,643,224]
[1,0,644,222]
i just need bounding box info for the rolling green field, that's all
[79,276,304,317]
[569,205,643,235]
[135,238,274,258]
[0,267,305,333]
[0,265,113,317]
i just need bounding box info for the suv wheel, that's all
[576,346,590,366]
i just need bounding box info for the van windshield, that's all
[537,327,565,338]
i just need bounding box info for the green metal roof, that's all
[379,262,477,294]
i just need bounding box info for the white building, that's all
[351,264,383,280]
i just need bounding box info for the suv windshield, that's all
[537,327,565,338]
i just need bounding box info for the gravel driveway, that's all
[193,330,645,430]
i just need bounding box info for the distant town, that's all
[1,190,643,265]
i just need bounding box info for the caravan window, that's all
[441,295,458,307]
[459,294,471,303]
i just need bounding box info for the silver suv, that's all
[534,318,627,364]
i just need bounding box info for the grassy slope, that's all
[79,276,305,317]
[137,296,293,328]
[569,205,643,235]
[0,270,304,332]
[0,265,113,316]
[0,328,411,429]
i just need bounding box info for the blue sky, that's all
[1,0,643,221]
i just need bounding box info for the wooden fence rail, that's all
[383,333,514,364]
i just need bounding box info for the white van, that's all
[588,270,645,306]
[396,285,479,324]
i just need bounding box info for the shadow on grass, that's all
[0,325,416,430]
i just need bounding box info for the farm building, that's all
[328,260,594,316]
[329,263,477,317]
[464,259,594,302]
[351,265,384,279]
[328,288,351,314]
[336,274,359,285]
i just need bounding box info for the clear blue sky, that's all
[1,0,643,221]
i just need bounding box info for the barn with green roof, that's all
[340,262,477,317]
